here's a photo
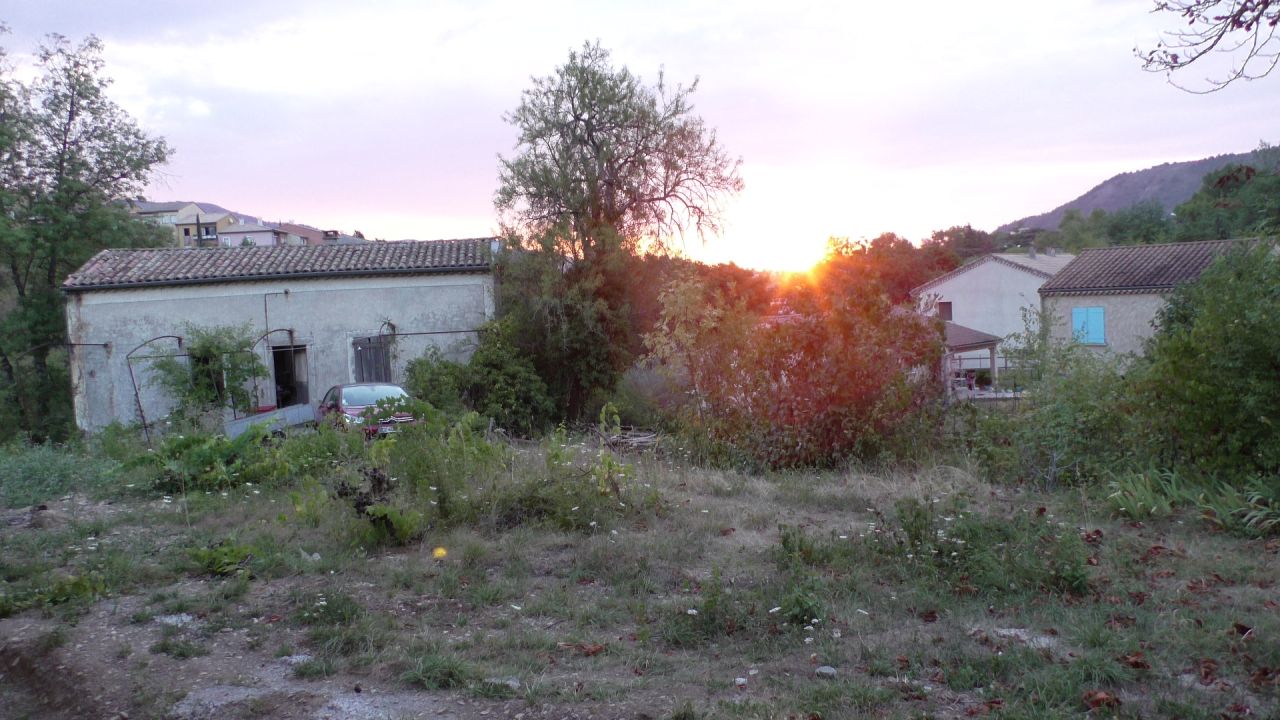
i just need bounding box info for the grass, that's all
[0,430,1277,719]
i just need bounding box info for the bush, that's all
[403,322,554,436]
[1129,241,1280,479]
[130,426,286,493]
[647,272,943,470]
[149,324,268,416]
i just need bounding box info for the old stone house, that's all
[1038,239,1241,356]
[63,238,495,432]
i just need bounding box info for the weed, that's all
[293,658,336,679]
[149,636,208,659]
[0,441,121,508]
[189,540,254,577]
[400,642,477,689]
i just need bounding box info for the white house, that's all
[910,250,1075,373]
[63,238,496,433]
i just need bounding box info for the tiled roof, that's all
[910,252,1076,297]
[944,322,1001,352]
[1039,240,1241,296]
[64,238,494,291]
[222,223,276,233]
[992,252,1076,276]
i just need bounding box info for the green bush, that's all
[130,426,285,493]
[149,324,268,416]
[1130,241,1280,479]
[404,322,554,436]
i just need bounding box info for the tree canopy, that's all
[0,33,171,438]
[496,41,743,260]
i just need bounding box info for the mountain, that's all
[997,151,1257,233]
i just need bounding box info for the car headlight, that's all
[341,412,364,425]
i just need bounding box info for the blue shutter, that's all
[1072,308,1088,341]
[1087,307,1105,344]
[1072,307,1105,344]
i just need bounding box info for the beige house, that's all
[63,239,496,433]
[1038,240,1241,356]
[174,211,247,247]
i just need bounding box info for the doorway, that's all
[271,345,309,407]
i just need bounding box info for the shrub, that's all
[129,426,284,493]
[1129,241,1280,479]
[647,272,943,470]
[404,322,554,436]
[149,324,268,416]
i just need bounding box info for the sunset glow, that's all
[6,1,1278,272]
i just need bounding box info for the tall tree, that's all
[0,34,171,439]
[1139,0,1279,91]
[494,42,743,419]
[496,41,742,260]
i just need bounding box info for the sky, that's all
[5,0,1279,271]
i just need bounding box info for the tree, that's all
[0,33,171,439]
[496,40,743,260]
[494,42,743,420]
[1139,0,1280,91]
[1172,162,1280,239]
[926,224,997,260]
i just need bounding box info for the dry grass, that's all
[1,439,1277,719]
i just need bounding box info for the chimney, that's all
[1028,245,1037,259]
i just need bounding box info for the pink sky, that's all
[8,0,1279,270]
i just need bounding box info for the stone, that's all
[815,665,837,679]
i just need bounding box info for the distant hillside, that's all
[997,151,1257,233]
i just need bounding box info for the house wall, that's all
[1042,292,1166,356]
[918,258,1046,366]
[221,230,280,247]
[65,272,495,432]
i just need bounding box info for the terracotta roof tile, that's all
[1039,240,1241,296]
[64,238,494,291]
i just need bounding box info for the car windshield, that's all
[341,385,407,407]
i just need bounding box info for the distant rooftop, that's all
[64,238,495,292]
[1039,240,1242,296]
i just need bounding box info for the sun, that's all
[692,232,829,274]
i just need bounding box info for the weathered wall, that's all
[1043,292,1167,357]
[65,272,494,432]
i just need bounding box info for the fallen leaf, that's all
[1249,667,1278,687]
[1081,529,1104,545]
[719,527,736,536]
[557,642,606,657]
[1233,622,1254,639]
[1082,689,1121,709]
[1129,591,1150,606]
[916,609,939,623]
[1106,614,1136,630]
[1117,651,1151,669]
[1199,658,1219,684]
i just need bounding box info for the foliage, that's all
[1138,0,1280,91]
[828,233,960,303]
[130,425,284,493]
[647,255,943,470]
[1172,162,1280,240]
[1130,241,1280,477]
[494,42,742,422]
[188,540,254,577]
[150,324,269,416]
[496,40,742,259]
[0,33,171,441]
[967,309,1135,486]
[404,325,554,436]
[926,224,997,260]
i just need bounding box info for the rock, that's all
[483,676,521,693]
[815,666,837,679]
[734,677,748,688]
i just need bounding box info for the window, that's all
[937,301,953,321]
[201,225,216,238]
[183,227,191,237]
[353,336,392,383]
[1071,307,1105,345]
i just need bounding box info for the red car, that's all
[315,383,415,436]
